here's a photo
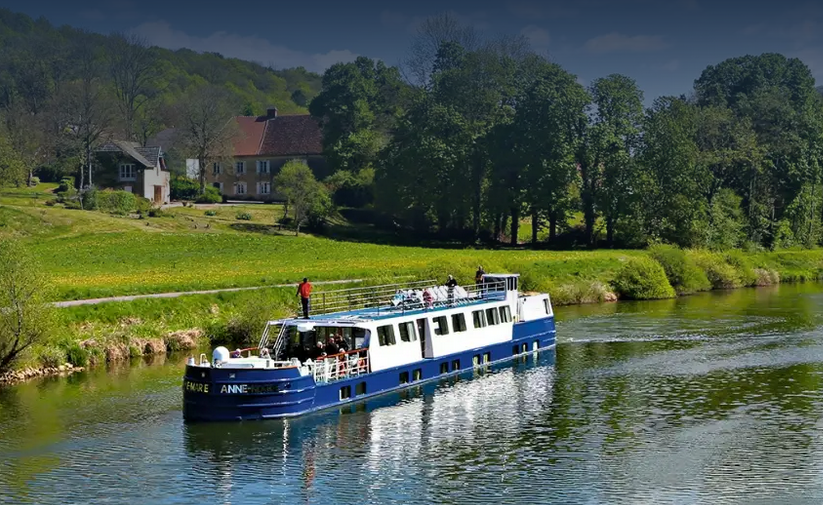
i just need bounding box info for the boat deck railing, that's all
[308,349,369,384]
[301,278,507,319]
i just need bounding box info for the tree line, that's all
[309,15,823,250]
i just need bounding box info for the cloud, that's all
[130,21,357,72]
[583,32,667,53]
[520,25,550,53]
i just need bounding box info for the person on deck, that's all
[475,266,485,297]
[297,278,312,318]
[446,274,458,305]
[336,335,348,353]
[324,337,339,356]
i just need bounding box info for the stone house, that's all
[201,108,327,202]
[94,141,171,204]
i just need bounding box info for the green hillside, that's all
[0,8,321,121]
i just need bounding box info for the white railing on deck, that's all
[310,350,370,383]
[303,279,507,318]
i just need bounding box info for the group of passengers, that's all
[308,334,349,360]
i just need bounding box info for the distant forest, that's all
[0,8,320,143]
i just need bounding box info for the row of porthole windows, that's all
[340,382,368,400]
[376,305,513,345]
[512,341,541,356]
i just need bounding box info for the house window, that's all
[451,313,467,332]
[472,310,487,328]
[499,306,512,323]
[486,308,500,326]
[212,163,221,175]
[212,182,223,192]
[377,325,396,346]
[432,316,449,336]
[398,321,416,342]
[235,161,245,174]
[258,182,271,195]
[256,160,270,174]
[119,163,136,181]
[234,182,247,195]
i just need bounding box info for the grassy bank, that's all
[4,185,823,374]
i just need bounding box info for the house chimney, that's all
[267,106,278,119]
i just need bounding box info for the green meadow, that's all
[3,184,823,372]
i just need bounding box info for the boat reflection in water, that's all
[183,350,556,503]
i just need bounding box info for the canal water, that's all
[3,283,823,504]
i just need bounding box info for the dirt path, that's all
[51,279,365,307]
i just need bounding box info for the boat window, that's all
[377,325,396,346]
[543,299,550,314]
[486,307,500,325]
[432,316,449,335]
[353,328,368,349]
[499,306,512,323]
[399,321,416,342]
[472,310,487,328]
[451,313,467,332]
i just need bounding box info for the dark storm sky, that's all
[3,0,820,103]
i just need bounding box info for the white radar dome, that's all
[213,346,230,362]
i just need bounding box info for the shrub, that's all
[235,212,252,221]
[97,190,137,214]
[724,250,758,286]
[553,281,615,305]
[612,257,675,300]
[171,175,199,201]
[38,345,66,368]
[135,197,152,214]
[649,244,711,295]
[128,345,143,358]
[204,209,217,217]
[65,342,89,367]
[692,251,742,289]
[57,177,74,194]
[195,186,222,204]
[29,176,40,187]
[148,207,169,218]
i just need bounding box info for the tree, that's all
[59,36,115,205]
[108,33,157,141]
[514,61,589,244]
[274,160,332,236]
[0,238,54,373]
[404,12,480,86]
[579,74,644,247]
[694,53,821,248]
[309,57,406,173]
[176,84,239,194]
[0,127,26,187]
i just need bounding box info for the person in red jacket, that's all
[297,278,312,318]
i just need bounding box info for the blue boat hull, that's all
[183,317,556,422]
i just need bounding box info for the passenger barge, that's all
[183,274,556,422]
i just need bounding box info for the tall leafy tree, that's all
[514,61,589,244]
[580,74,644,247]
[310,57,405,174]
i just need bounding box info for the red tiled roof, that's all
[233,116,267,156]
[260,115,323,157]
[233,114,322,157]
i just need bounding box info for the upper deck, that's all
[296,278,508,325]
